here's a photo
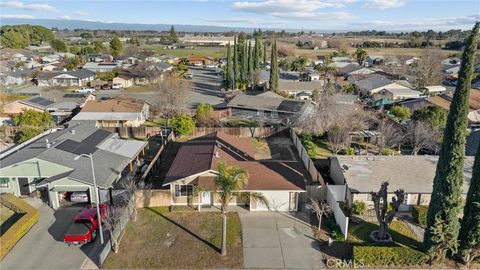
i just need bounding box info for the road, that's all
[2,198,99,270]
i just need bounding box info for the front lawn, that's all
[103,207,243,269]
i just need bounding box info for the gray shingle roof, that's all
[228,93,309,113]
[356,76,393,92]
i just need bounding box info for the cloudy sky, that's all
[0,0,478,31]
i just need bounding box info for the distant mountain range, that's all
[0,18,309,33]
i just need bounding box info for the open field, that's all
[103,207,243,269]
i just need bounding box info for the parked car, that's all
[112,83,123,90]
[184,73,194,79]
[64,204,108,245]
[70,192,89,203]
[193,62,203,67]
[206,64,217,68]
[75,87,95,93]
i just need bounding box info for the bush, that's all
[0,194,39,260]
[340,147,355,155]
[303,140,318,158]
[411,205,428,226]
[351,201,367,215]
[353,246,428,266]
[15,127,43,143]
[382,148,396,155]
[325,216,345,241]
[171,114,195,135]
[389,105,411,121]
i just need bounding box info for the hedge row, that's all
[0,194,39,260]
[353,245,428,266]
[412,205,428,226]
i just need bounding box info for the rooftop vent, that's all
[214,152,219,158]
[70,129,75,135]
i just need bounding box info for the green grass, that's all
[348,220,421,250]
[143,117,169,128]
[103,207,243,269]
[298,133,332,159]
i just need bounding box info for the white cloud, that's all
[0,14,35,19]
[232,0,355,21]
[59,15,71,20]
[351,15,480,30]
[73,11,89,16]
[0,1,58,12]
[362,0,405,9]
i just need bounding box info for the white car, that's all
[112,83,123,90]
[185,73,194,79]
[75,87,95,93]
[206,64,217,68]
[193,62,203,67]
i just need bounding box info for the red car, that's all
[64,204,108,245]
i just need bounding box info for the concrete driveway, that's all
[239,211,324,269]
[2,198,99,270]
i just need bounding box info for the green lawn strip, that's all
[103,207,243,269]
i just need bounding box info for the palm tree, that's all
[315,55,337,93]
[215,161,268,256]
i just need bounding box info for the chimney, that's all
[71,129,75,135]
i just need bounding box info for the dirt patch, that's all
[103,207,243,269]
[251,136,298,161]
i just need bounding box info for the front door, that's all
[18,177,30,195]
[201,192,212,206]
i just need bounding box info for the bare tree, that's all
[118,179,151,221]
[103,204,126,253]
[151,75,190,121]
[371,182,405,241]
[406,121,440,155]
[411,49,443,87]
[326,125,351,155]
[376,119,405,153]
[308,198,331,230]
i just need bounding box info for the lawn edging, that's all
[0,194,39,260]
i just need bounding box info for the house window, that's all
[256,110,264,117]
[271,111,278,119]
[0,178,9,188]
[175,185,193,197]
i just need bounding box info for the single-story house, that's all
[0,123,147,209]
[227,92,312,125]
[113,74,134,88]
[278,81,324,99]
[355,76,393,95]
[35,70,96,87]
[426,89,480,124]
[373,87,422,101]
[364,55,384,67]
[338,64,375,76]
[330,155,474,207]
[0,70,33,86]
[83,62,121,72]
[71,96,150,127]
[163,132,306,211]
[421,85,447,95]
[2,97,54,115]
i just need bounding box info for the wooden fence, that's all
[139,131,174,182]
[289,128,326,185]
[191,127,280,138]
[101,126,162,138]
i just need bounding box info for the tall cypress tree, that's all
[458,137,480,264]
[226,42,234,89]
[233,36,239,88]
[269,40,279,92]
[248,40,253,76]
[253,36,260,71]
[424,23,479,262]
[242,42,248,84]
[263,43,267,65]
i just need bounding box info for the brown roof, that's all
[81,96,145,113]
[164,132,306,191]
[427,88,480,111]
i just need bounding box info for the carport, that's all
[37,176,96,209]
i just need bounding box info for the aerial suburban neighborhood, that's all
[0,0,479,269]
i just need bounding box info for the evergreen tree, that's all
[233,37,239,88]
[169,25,178,43]
[226,43,234,89]
[424,22,479,263]
[263,43,267,65]
[110,36,122,58]
[253,37,260,71]
[242,42,248,84]
[247,41,253,77]
[269,40,279,92]
[458,139,480,264]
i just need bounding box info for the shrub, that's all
[340,147,355,155]
[411,205,428,226]
[353,246,428,266]
[0,194,39,260]
[170,114,195,135]
[15,127,43,143]
[303,140,318,158]
[382,148,396,155]
[351,201,367,215]
[389,105,411,121]
[325,216,345,241]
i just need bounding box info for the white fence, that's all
[289,129,325,185]
[326,184,349,240]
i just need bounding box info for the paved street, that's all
[2,198,99,270]
[187,67,225,108]
[239,211,324,269]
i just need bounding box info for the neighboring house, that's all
[421,85,447,95]
[441,57,461,65]
[186,57,214,66]
[156,62,173,72]
[373,87,422,101]
[35,70,96,87]
[0,123,147,209]
[2,97,54,115]
[425,89,480,124]
[88,54,114,63]
[339,64,375,76]
[83,62,121,72]
[124,63,165,85]
[164,132,306,211]
[46,102,81,124]
[355,76,394,95]
[330,155,474,207]
[113,74,134,88]
[159,54,180,64]
[364,55,384,67]
[332,57,352,68]
[405,57,419,66]
[227,92,312,125]
[0,70,32,86]
[278,81,324,99]
[71,96,150,127]
[180,36,236,46]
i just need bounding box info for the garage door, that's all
[253,191,291,211]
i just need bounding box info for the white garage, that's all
[250,191,301,212]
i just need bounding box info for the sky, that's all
[0,0,479,31]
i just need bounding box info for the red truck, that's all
[64,204,108,245]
